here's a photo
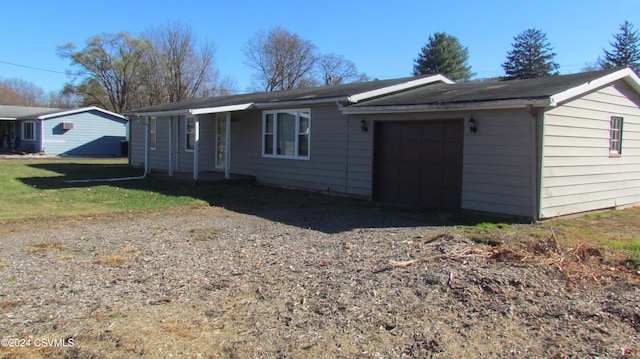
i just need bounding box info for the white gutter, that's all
[66,117,148,183]
[341,98,554,115]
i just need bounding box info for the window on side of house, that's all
[22,121,35,141]
[149,117,157,149]
[186,116,196,151]
[609,116,623,156]
[262,109,310,159]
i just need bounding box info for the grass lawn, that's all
[0,158,218,222]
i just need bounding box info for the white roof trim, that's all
[342,98,553,114]
[189,103,254,115]
[550,67,640,105]
[37,106,125,120]
[131,103,254,117]
[347,74,454,103]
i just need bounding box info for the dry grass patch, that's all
[54,255,74,261]
[190,227,226,241]
[26,240,63,253]
[120,247,139,254]
[94,255,125,266]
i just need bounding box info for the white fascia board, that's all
[550,68,640,105]
[347,74,455,103]
[342,98,552,115]
[38,106,126,120]
[0,117,17,120]
[189,103,254,115]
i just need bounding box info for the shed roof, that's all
[343,68,640,113]
[127,74,453,116]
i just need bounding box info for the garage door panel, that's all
[374,120,463,209]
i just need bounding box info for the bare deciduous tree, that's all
[0,78,45,106]
[317,53,368,85]
[244,26,317,91]
[58,32,147,112]
[142,22,226,104]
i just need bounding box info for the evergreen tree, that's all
[599,21,640,73]
[502,28,559,80]
[412,32,473,81]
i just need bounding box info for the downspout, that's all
[193,116,200,180]
[66,116,148,183]
[530,107,543,221]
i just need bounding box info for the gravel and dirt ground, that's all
[0,185,638,358]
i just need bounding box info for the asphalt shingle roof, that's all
[349,68,623,108]
[127,76,438,114]
[0,105,62,119]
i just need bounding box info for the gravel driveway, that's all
[1,186,638,358]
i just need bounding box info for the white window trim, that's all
[609,116,623,157]
[149,117,157,150]
[262,108,311,160]
[22,121,36,141]
[185,116,196,152]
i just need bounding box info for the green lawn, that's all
[0,158,212,222]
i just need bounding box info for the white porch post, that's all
[168,116,173,177]
[193,116,200,180]
[225,112,231,180]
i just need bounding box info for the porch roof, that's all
[126,74,453,117]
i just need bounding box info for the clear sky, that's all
[1,0,639,94]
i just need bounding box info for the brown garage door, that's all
[373,120,463,209]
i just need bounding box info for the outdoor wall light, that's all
[468,118,477,133]
[360,119,368,132]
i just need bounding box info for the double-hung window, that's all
[609,116,623,156]
[22,121,35,141]
[263,109,310,159]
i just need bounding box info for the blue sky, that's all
[1,0,639,94]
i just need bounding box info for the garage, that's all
[373,120,463,209]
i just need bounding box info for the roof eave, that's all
[37,106,126,120]
[550,67,640,105]
[342,98,553,114]
[129,103,255,117]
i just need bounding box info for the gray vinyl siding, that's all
[361,110,534,217]
[540,80,640,218]
[231,105,353,194]
[129,117,146,168]
[130,115,218,174]
[460,110,535,217]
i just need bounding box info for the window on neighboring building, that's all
[610,116,623,156]
[22,121,35,141]
[186,117,196,151]
[262,109,310,159]
[149,117,157,149]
